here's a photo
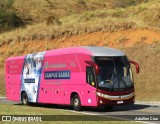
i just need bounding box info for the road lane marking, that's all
[0,97,6,99]
[135,109,160,114]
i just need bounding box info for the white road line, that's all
[0,97,6,99]
[135,102,160,106]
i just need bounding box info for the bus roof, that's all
[6,46,125,61]
[48,46,125,56]
[82,46,125,57]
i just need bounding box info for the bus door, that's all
[86,65,97,106]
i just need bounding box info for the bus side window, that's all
[86,66,95,86]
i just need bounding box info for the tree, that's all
[0,0,24,32]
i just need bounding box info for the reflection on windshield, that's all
[95,56,133,91]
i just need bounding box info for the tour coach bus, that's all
[5,46,139,111]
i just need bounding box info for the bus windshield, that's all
[94,56,133,91]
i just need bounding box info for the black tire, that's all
[103,106,114,111]
[21,92,29,105]
[72,94,82,111]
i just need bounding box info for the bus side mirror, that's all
[129,60,140,73]
[85,61,99,75]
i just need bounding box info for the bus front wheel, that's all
[21,92,29,105]
[72,94,81,111]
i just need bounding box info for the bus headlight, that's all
[96,92,106,97]
[96,92,102,97]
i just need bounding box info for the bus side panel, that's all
[73,53,97,107]
[60,53,85,105]
[60,53,88,105]
[5,58,25,101]
[38,53,78,104]
[38,52,98,107]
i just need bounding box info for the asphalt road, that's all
[0,97,160,123]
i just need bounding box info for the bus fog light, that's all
[88,99,91,103]
[100,100,103,104]
[97,92,101,96]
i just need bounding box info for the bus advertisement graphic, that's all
[21,51,46,102]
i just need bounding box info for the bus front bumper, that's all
[96,91,135,106]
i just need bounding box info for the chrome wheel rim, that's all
[74,98,79,107]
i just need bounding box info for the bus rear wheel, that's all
[72,94,81,111]
[21,92,29,105]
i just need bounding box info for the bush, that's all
[46,16,62,25]
[0,11,24,32]
[77,0,86,4]
[0,0,13,11]
[0,0,24,32]
[111,0,148,8]
[141,7,160,28]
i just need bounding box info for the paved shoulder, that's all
[0,97,20,104]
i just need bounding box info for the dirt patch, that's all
[1,29,160,55]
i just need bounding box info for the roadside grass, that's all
[0,104,139,124]
[0,122,139,124]
[0,121,140,124]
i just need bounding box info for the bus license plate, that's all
[117,101,123,104]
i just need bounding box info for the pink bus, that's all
[5,46,139,111]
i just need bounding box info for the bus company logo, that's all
[2,116,11,121]
[45,62,67,69]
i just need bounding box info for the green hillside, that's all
[1,0,159,44]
